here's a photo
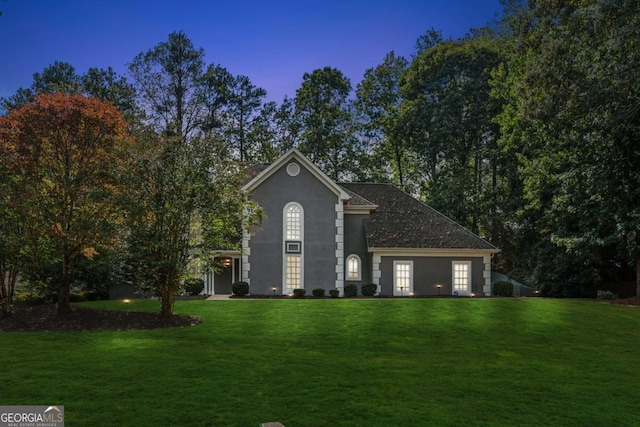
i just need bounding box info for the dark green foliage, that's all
[12,290,55,307]
[232,281,249,296]
[493,281,514,297]
[329,289,340,298]
[312,288,325,297]
[344,283,358,297]
[596,290,617,300]
[295,66,359,181]
[293,288,306,298]
[183,278,204,296]
[361,283,377,297]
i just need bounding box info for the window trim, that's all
[393,260,413,296]
[283,202,304,292]
[451,261,472,295]
[346,254,362,281]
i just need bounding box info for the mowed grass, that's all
[2,298,640,426]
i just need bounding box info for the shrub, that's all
[232,281,249,296]
[493,281,514,297]
[597,290,618,300]
[183,278,204,296]
[293,288,306,298]
[344,283,358,298]
[329,289,340,298]
[312,288,325,297]
[13,291,52,307]
[69,291,88,303]
[361,283,377,297]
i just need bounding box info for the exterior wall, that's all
[343,213,371,285]
[247,160,339,294]
[378,256,485,296]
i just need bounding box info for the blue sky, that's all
[0,0,503,103]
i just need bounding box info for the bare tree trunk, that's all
[1,266,19,318]
[636,234,640,298]
[57,251,72,318]
[636,256,640,298]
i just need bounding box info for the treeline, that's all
[1,0,639,313]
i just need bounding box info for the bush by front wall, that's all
[344,283,358,297]
[361,283,377,296]
[493,281,514,297]
[232,281,249,296]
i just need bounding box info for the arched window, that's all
[285,203,302,240]
[283,202,303,292]
[346,254,361,281]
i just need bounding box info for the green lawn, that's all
[1,298,639,426]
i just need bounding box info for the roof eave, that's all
[368,247,501,255]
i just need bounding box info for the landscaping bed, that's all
[0,304,201,332]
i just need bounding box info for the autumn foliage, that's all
[0,93,130,316]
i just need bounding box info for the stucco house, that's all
[203,148,499,296]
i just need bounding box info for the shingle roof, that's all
[242,163,271,184]
[339,183,497,250]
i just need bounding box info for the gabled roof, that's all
[340,183,498,251]
[242,148,350,201]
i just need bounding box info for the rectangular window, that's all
[285,255,301,292]
[452,261,471,295]
[393,261,413,296]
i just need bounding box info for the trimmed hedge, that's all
[312,288,325,297]
[361,283,377,297]
[329,289,340,298]
[232,281,249,296]
[293,288,306,298]
[493,281,514,297]
[344,283,358,298]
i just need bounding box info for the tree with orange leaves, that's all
[0,92,130,317]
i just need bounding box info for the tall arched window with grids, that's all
[283,202,303,293]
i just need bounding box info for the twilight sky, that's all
[0,0,503,103]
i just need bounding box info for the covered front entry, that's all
[203,255,241,295]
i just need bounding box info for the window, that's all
[285,203,302,240]
[286,162,300,176]
[346,254,361,281]
[285,255,301,292]
[452,261,471,295]
[283,202,303,291]
[393,261,413,296]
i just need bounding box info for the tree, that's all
[226,74,267,162]
[200,64,233,136]
[122,131,262,318]
[295,66,359,181]
[1,62,137,120]
[400,31,505,236]
[495,0,640,295]
[354,51,412,189]
[245,97,301,163]
[0,93,130,316]
[128,31,206,140]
